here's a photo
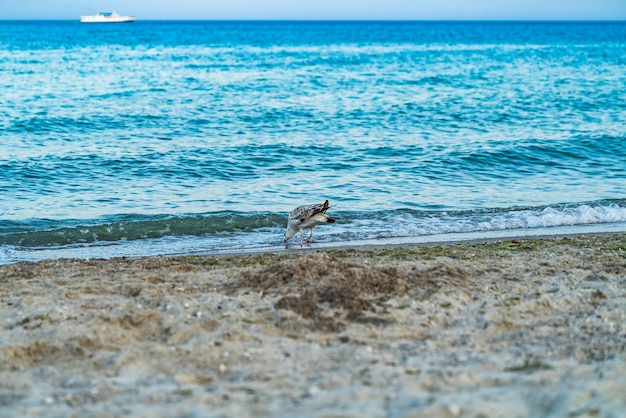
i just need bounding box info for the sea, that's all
[1,20,626,264]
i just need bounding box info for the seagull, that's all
[284,199,337,247]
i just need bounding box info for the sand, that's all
[1,234,625,417]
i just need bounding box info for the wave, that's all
[0,213,284,248]
[353,200,626,239]
[2,200,625,251]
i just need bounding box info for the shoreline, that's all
[136,224,626,264]
[1,233,625,416]
[3,221,626,266]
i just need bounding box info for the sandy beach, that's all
[1,233,625,417]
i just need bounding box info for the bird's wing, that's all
[290,200,330,223]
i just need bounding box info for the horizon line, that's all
[2,18,625,22]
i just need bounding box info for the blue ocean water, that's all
[1,20,626,264]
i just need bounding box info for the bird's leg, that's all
[300,230,304,248]
[305,228,313,244]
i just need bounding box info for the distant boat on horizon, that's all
[80,11,135,23]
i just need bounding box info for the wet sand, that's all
[1,234,625,417]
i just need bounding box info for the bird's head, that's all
[284,226,298,242]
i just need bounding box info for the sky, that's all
[1,0,625,20]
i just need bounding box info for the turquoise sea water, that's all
[1,21,626,263]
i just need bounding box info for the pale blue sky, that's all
[1,0,625,20]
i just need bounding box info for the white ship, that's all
[80,11,136,23]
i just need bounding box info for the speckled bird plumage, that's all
[284,200,337,247]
